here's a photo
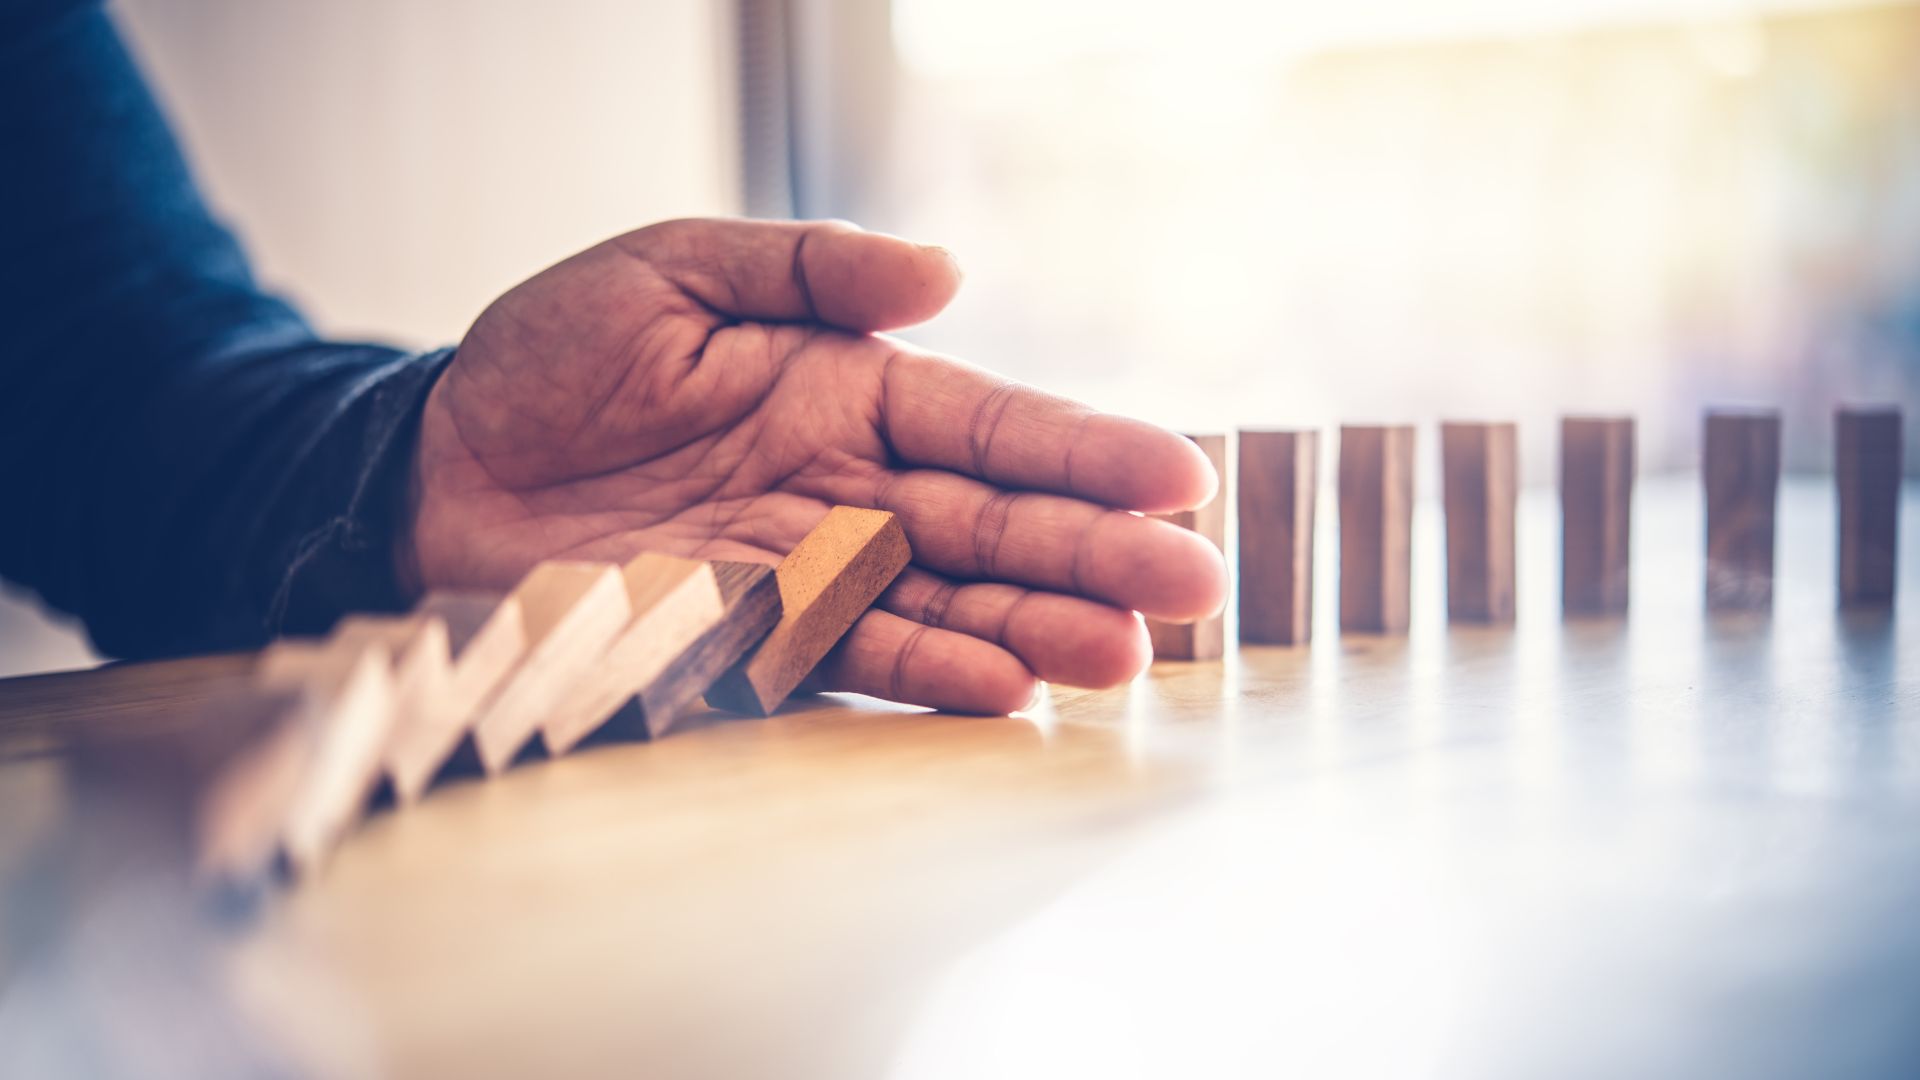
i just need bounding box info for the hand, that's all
[407,219,1228,714]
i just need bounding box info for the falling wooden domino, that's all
[706,507,911,716]
[1836,406,1902,607]
[386,591,528,803]
[1441,421,1518,624]
[636,561,782,738]
[1560,416,1634,616]
[255,614,452,862]
[541,554,726,756]
[192,686,312,891]
[469,562,632,774]
[1147,434,1228,660]
[1339,424,1415,634]
[1238,429,1317,646]
[1704,409,1781,611]
[255,638,398,875]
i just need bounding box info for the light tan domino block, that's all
[468,562,632,773]
[705,507,911,716]
[541,554,725,756]
[388,591,527,802]
[256,641,398,875]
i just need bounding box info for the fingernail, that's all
[920,244,963,278]
[1020,682,1047,714]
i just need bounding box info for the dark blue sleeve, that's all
[0,0,453,658]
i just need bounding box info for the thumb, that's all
[612,217,963,332]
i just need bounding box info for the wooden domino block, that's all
[256,640,398,874]
[1837,406,1902,607]
[258,614,450,856]
[1238,429,1317,645]
[192,687,312,890]
[469,562,632,773]
[706,507,910,716]
[1338,424,1415,634]
[1441,421,1518,624]
[541,555,726,756]
[386,591,528,803]
[1703,409,1781,610]
[1147,434,1228,660]
[1560,416,1634,616]
[635,561,782,738]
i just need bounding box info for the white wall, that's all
[0,0,743,676]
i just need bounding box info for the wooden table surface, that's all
[2,474,1916,1080]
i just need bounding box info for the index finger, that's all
[877,349,1218,513]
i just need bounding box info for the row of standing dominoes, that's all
[193,506,911,889]
[1149,406,1904,658]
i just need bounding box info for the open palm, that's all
[408,219,1227,714]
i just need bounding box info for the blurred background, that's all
[3,0,1916,675]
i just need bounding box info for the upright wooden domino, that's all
[1836,406,1902,607]
[1338,424,1415,634]
[1560,416,1634,616]
[1441,421,1518,624]
[1147,434,1228,660]
[541,554,726,756]
[469,562,632,773]
[1237,429,1317,646]
[1703,409,1781,610]
[387,591,528,802]
[706,507,911,716]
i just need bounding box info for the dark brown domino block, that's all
[1560,417,1634,616]
[635,561,782,737]
[1338,424,1415,634]
[1837,406,1902,606]
[1147,434,1228,660]
[1441,422,1518,624]
[706,507,911,716]
[1704,409,1781,610]
[1237,429,1317,645]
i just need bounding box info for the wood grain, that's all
[541,555,725,756]
[640,561,781,737]
[1,476,1914,1080]
[1560,416,1635,616]
[469,563,632,773]
[1441,421,1518,624]
[1338,424,1415,634]
[706,508,911,716]
[1704,409,1781,610]
[1837,406,1902,606]
[1238,429,1317,645]
[0,653,255,762]
[1147,434,1229,659]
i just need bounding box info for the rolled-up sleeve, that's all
[0,0,450,658]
